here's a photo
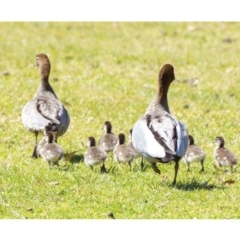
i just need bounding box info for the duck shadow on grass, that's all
[163,178,222,191]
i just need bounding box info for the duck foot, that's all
[100,164,107,173]
[140,158,144,170]
[32,145,38,158]
[151,163,161,174]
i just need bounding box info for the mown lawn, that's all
[0,22,240,219]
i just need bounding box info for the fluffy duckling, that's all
[21,53,70,158]
[113,133,135,169]
[36,135,48,158]
[40,131,64,166]
[214,136,238,172]
[132,64,188,185]
[84,136,108,173]
[99,121,118,152]
[36,124,56,158]
[183,135,205,172]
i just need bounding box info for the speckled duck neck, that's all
[118,134,126,145]
[146,64,175,115]
[34,54,58,98]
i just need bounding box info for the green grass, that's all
[1,22,240,219]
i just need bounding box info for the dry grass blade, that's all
[223,179,235,185]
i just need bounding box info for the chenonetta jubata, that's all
[132,64,188,185]
[21,53,70,158]
[128,129,144,169]
[40,131,64,166]
[214,136,238,172]
[36,124,55,158]
[84,136,108,173]
[98,121,118,152]
[183,135,205,172]
[36,132,48,158]
[113,133,135,169]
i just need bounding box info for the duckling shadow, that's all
[64,151,84,164]
[131,160,151,173]
[70,154,84,164]
[166,179,221,191]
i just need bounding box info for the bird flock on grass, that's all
[21,53,238,186]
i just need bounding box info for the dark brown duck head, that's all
[43,124,58,139]
[129,129,133,140]
[215,136,224,148]
[34,53,57,98]
[118,133,126,145]
[188,135,195,145]
[103,121,113,134]
[35,53,51,82]
[87,136,96,147]
[157,64,175,112]
[46,131,54,144]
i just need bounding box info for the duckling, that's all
[99,121,118,152]
[36,135,48,158]
[36,124,56,158]
[132,64,188,185]
[84,136,108,173]
[113,133,135,169]
[183,135,205,172]
[21,53,70,158]
[128,129,144,169]
[214,136,238,172]
[40,131,64,166]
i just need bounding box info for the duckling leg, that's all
[32,146,38,158]
[54,161,59,167]
[172,160,179,186]
[100,163,107,173]
[48,161,55,168]
[199,160,205,173]
[140,157,144,170]
[187,163,190,172]
[128,161,132,171]
[55,133,59,143]
[151,163,161,174]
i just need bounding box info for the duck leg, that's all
[151,163,161,174]
[199,160,205,173]
[172,160,179,186]
[128,161,132,171]
[100,163,107,173]
[32,132,38,158]
[187,163,190,172]
[140,157,144,170]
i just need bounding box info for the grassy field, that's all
[0,22,240,219]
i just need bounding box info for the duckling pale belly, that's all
[183,154,204,164]
[184,146,205,164]
[84,148,107,166]
[41,145,64,164]
[113,146,135,163]
[99,135,118,152]
[36,135,48,157]
[214,148,237,167]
